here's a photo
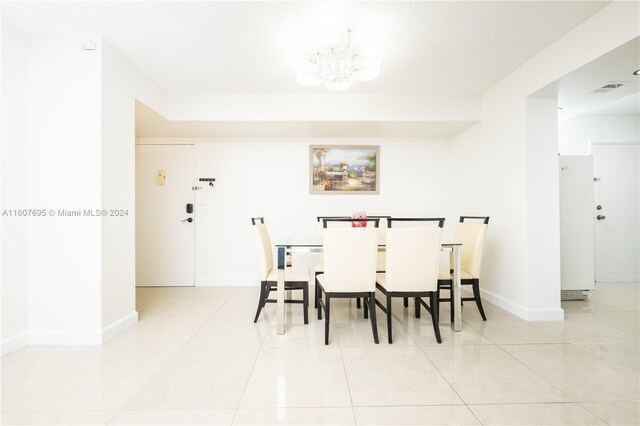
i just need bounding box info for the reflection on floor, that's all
[2,282,638,425]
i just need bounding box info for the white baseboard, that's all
[5,313,139,350]
[102,311,138,343]
[1,331,28,356]
[196,278,257,286]
[28,329,102,346]
[479,288,528,320]
[526,308,564,321]
[479,288,564,321]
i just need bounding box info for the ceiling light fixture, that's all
[634,69,640,76]
[287,27,382,91]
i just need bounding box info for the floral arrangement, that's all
[351,211,368,227]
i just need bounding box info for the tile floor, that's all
[1,282,638,425]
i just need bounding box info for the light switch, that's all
[156,170,166,185]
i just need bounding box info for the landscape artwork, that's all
[310,145,379,194]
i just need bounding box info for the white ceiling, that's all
[2,1,609,95]
[533,37,639,120]
[584,93,640,116]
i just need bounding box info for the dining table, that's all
[274,242,463,335]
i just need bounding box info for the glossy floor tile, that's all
[422,345,573,404]
[240,346,352,408]
[468,403,606,425]
[341,346,462,406]
[0,410,117,425]
[2,282,638,425]
[353,405,479,425]
[500,343,640,402]
[233,407,356,425]
[126,347,259,410]
[109,409,236,425]
[580,401,640,426]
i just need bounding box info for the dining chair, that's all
[251,217,310,324]
[316,218,380,345]
[375,218,445,344]
[315,215,390,309]
[438,216,490,321]
[314,216,350,308]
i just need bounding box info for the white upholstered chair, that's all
[375,218,445,343]
[315,215,389,272]
[314,217,350,308]
[252,217,310,324]
[438,216,489,321]
[316,219,380,345]
[315,216,389,310]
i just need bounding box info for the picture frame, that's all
[309,145,379,194]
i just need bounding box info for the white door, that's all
[593,142,640,282]
[559,156,595,291]
[136,144,195,286]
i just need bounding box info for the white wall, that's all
[1,22,29,355]
[559,115,640,155]
[137,138,458,285]
[100,40,167,339]
[450,1,639,320]
[26,36,103,344]
[1,33,167,350]
[525,97,562,318]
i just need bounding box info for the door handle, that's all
[181,217,193,223]
[596,215,605,220]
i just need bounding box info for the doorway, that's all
[592,141,640,282]
[135,144,196,287]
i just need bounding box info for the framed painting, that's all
[310,145,379,194]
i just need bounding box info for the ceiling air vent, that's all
[591,82,624,93]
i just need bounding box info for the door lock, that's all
[596,215,606,220]
[596,205,602,210]
[181,217,193,223]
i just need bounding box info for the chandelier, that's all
[288,28,382,91]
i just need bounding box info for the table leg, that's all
[452,245,462,332]
[277,246,286,335]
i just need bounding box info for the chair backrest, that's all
[368,215,391,244]
[317,216,388,243]
[252,220,273,281]
[388,217,445,228]
[456,216,489,278]
[322,226,378,292]
[384,226,443,292]
[316,216,351,242]
[322,218,380,228]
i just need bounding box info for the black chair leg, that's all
[450,286,455,324]
[317,285,322,320]
[364,297,369,319]
[386,293,393,344]
[253,282,266,323]
[369,292,379,344]
[324,293,331,345]
[356,298,361,309]
[473,280,487,321]
[430,292,442,344]
[303,285,309,325]
[314,275,319,309]
[414,297,421,318]
[403,297,408,308]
